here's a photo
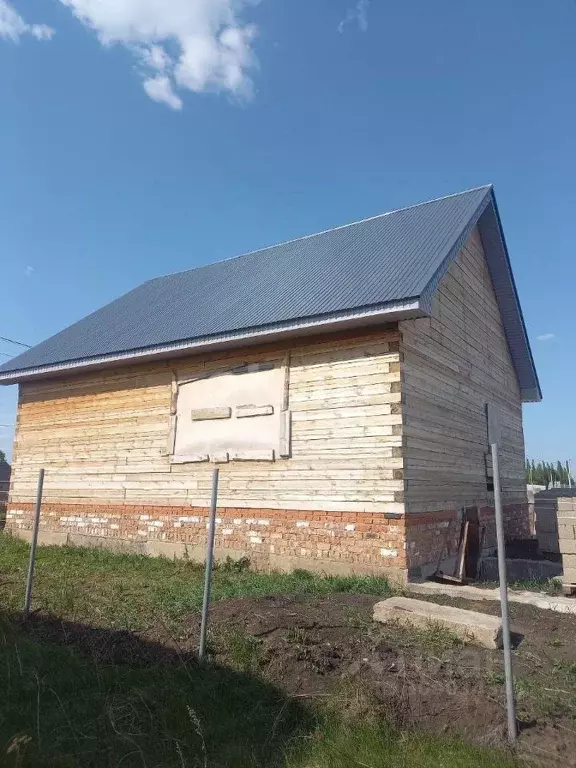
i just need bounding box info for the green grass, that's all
[0,614,311,767]
[478,577,563,596]
[0,534,517,767]
[288,721,515,768]
[0,535,394,631]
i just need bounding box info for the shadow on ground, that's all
[0,611,315,768]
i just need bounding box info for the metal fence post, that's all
[491,442,517,744]
[23,468,45,620]
[198,467,219,661]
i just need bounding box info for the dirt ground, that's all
[187,593,576,767]
[22,591,576,766]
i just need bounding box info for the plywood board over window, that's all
[171,361,291,464]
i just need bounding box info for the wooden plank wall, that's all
[9,330,404,514]
[399,226,527,515]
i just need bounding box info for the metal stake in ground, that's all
[198,467,220,662]
[23,468,45,620]
[487,404,517,745]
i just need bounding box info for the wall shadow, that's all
[0,611,315,768]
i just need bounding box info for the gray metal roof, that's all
[0,185,541,401]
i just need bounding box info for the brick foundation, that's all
[5,500,530,584]
[5,502,409,582]
[406,503,531,579]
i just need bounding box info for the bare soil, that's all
[192,593,576,766]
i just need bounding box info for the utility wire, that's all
[0,335,31,349]
[0,352,14,358]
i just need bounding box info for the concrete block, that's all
[561,554,576,570]
[537,532,560,553]
[12,529,33,543]
[558,523,576,539]
[559,539,576,555]
[145,541,190,560]
[562,566,576,584]
[407,582,576,616]
[8,529,69,547]
[67,533,146,555]
[39,531,69,547]
[536,510,559,533]
[373,596,504,649]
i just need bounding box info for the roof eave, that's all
[478,193,542,403]
[0,297,424,385]
[418,187,541,404]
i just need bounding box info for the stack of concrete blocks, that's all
[558,496,576,591]
[535,491,562,555]
[535,489,576,593]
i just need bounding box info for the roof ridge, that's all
[150,184,493,282]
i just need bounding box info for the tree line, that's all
[526,459,573,489]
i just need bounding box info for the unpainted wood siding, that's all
[9,330,404,514]
[399,226,527,514]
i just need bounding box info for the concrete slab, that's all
[407,581,576,616]
[373,596,503,649]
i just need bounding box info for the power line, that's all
[0,352,14,359]
[0,335,31,349]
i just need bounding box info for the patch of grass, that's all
[285,720,516,768]
[484,671,505,686]
[383,617,465,656]
[515,669,576,720]
[509,577,563,595]
[485,658,576,721]
[220,629,263,672]
[286,627,312,646]
[479,577,563,595]
[0,615,311,767]
[0,534,393,632]
[418,620,466,652]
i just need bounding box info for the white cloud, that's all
[24,265,34,277]
[338,0,370,33]
[536,333,555,342]
[143,75,182,110]
[0,0,54,42]
[57,0,260,108]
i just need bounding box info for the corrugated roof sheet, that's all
[0,185,541,401]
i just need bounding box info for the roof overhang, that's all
[418,189,541,403]
[0,298,422,384]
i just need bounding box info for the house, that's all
[0,186,540,582]
[0,460,10,504]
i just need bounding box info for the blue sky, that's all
[0,0,574,463]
